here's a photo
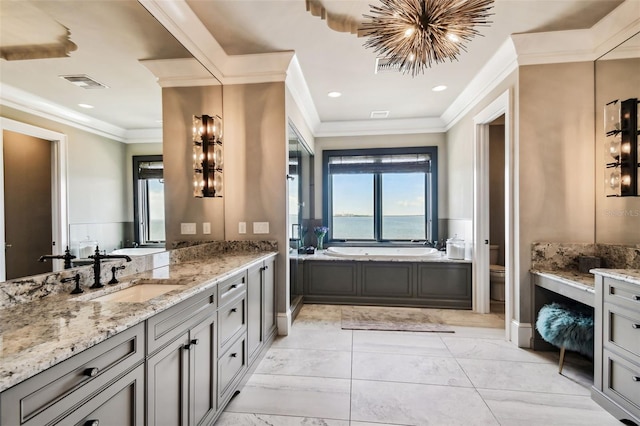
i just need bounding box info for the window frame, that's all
[322,146,438,245]
[133,155,165,246]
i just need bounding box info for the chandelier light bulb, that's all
[361,0,494,76]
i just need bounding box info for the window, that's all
[323,147,437,243]
[133,155,165,245]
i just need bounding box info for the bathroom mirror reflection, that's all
[288,122,313,316]
[594,31,640,245]
[0,0,221,281]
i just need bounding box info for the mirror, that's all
[288,122,313,312]
[594,31,640,245]
[0,0,221,281]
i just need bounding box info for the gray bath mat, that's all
[341,306,455,333]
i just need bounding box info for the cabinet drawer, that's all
[218,271,247,307]
[218,334,247,403]
[147,287,216,355]
[603,349,640,418]
[604,277,640,311]
[218,294,247,351]
[604,302,640,358]
[53,363,144,426]
[0,323,144,426]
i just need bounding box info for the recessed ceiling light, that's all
[327,91,342,98]
[432,85,447,92]
[78,103,94,109]
[370,110,389,119]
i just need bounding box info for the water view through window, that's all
[332,174,374,239]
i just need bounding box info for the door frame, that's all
[0,118,68,280]
[473,89,515,341]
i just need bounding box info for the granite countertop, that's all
[0,250,276,393]
[590,268,640,286]
[291,250,472,263]
[530,268,595,289]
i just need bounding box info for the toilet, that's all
[489,245,505,301]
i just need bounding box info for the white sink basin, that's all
[88,284,183,303]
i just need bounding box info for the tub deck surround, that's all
[294,249,471,263]
[0,242,277,393]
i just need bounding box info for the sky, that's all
[333,173,425,216]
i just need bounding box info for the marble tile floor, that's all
[216,304,619,426]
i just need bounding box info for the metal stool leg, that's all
[559,346,566,374]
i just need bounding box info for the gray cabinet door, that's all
[147,333,189,426]
[190,314,217,426]
[361,263,414,297]
[263,257,277,340]
[55,364,144,426]
[305,261,357,296]
[247,262,263,362]
[417,263,471,308]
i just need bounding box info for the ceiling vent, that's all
[374,57,402,74]
[59,74,108,89]
[370,110,389,119]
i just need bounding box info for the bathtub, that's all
[110,247,166,256]
[302,245,471,309]
[325,246,440,259]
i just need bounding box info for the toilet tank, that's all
[490,245,499,265]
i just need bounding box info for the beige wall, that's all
[162,85,224,245]
[594,57,640,244]
[0,105,128,225]
[518,62,596,323]
[223,82,288,312]
[313,133,447,220]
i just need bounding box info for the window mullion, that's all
[374,173,382,241]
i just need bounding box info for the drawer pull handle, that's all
[184,339,199,350]
[84,420,99,426]
[84,368,99,377]
[191,339,199,345]
[230,308,238,313]
[633,376,640,382]
[634,295,640,301]
[230,284,238,289]
[230,353,238,358]
[633,324,640,329]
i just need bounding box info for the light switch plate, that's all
[180,223,196,235]
[202,222,211,234]
[238,222,247,234]
[253,222,269,234]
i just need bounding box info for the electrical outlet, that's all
[202,222,211,234]
[253,222,269,234]
[180,223,196,235]
[238,222,246,234]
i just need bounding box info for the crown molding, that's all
[140,58,221,87]
[285,56,321,135]
[138,0,294,85]
[0,83,161,143]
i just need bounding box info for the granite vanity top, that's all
[0,250,276,392]
[590,268,640,286]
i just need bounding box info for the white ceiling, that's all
[0,0,628,140]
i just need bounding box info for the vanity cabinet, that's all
[0,323,144,426]
[247,257,277,365]
[592,274,640,425]
[146,287,218,426]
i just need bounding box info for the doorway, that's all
[0,118,68,281]
[473,90,515,343]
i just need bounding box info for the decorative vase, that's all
[316,233,325,250]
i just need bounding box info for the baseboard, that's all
[510,319,533,348]
[277,310,292,336]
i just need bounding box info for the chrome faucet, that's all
[39,246,76,269]
[88,246,132,289]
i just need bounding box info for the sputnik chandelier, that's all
[361,0,494,76]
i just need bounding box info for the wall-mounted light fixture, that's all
[193,114,223,198]
[604,98,639,197]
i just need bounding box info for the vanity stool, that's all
[536,302,594,373]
